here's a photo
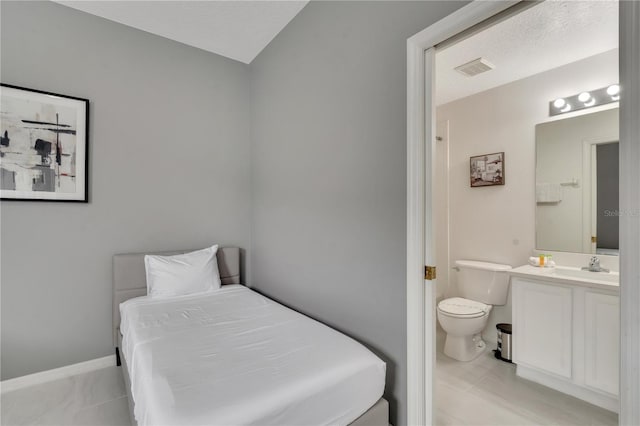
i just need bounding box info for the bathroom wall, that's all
[436,49,618,342]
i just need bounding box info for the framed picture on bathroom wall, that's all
[470,152,504,187]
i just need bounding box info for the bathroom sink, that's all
[508,264,620,289]
[554,267,619,284]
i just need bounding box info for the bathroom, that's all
[432,1,620,424]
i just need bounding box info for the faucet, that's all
[582,256,610,273]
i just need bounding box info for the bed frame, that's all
[113,247,388,426]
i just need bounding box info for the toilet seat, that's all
[438,297,490,318]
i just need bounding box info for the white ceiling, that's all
[53,1,308,64]
[436,1,619,106]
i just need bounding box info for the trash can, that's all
[495,323,512,363]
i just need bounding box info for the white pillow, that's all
[144,245,221,298]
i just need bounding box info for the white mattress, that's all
[119,285,386,426]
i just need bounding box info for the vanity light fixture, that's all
[549,84,620,116]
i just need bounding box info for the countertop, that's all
[509,264,619,292]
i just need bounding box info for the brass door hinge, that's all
[425,265,436,280]
[591,236,597,243]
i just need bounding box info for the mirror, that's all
[535,108,619,255]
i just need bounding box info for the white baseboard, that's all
[0,355,116,394]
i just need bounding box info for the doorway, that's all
[590,140,620,254]
[406,1,640,425]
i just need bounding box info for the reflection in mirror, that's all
[535,108,619,255]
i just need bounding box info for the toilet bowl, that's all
[438,260,512,362]
[437,297,492,361]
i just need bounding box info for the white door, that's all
[584,291,619,395]
[513,279,573,379]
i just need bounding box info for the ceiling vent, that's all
[454,58,495,77]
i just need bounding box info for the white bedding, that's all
[120,285,386,426]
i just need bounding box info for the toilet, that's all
[437,260,512,361]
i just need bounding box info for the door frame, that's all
[406,1,640,424]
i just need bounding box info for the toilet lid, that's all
[438,297,490,317]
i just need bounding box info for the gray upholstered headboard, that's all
[112,247,240,345]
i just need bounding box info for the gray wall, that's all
[1,1,251,380]
[249,2,467,425]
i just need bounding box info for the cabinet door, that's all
[513,280,573,378]
[584,291,619,395]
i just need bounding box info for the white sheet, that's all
[120,285,385,426]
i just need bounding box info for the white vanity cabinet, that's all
[511,275,619,412]
[512,280,573,378]
[584,292,619,396]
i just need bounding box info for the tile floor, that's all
[1,335,619,426]
[435,327,618,426]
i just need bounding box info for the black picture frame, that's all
[0,83,89,202]
[470,152,505,187]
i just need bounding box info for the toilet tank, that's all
[455,260,512,305]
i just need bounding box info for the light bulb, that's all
[553,98,566,108]
[607,84,620,96]
[560,104,572,113]
[578,92,591,103]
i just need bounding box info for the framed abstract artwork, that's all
[0,84,89,202]
[470,152,504,187]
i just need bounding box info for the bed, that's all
[113,247,388,426]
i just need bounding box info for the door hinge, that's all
[425,265,436,280]
[591,236,597,243]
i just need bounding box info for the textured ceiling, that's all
[53,1,308,64]
[436,1,619,105]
